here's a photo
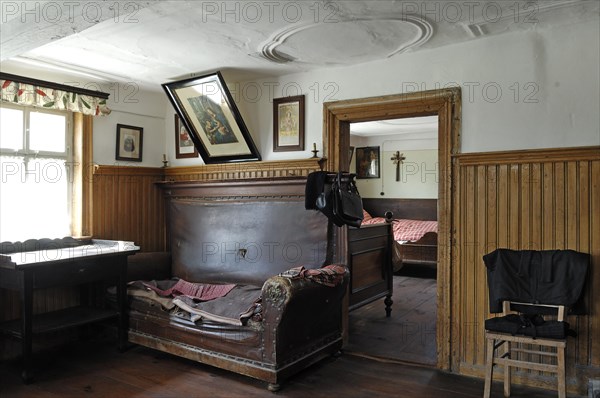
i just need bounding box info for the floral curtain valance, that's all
[0,79,111,116]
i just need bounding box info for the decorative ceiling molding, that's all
[258,15,434,65]
[464,0,582,38]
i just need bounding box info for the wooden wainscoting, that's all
[91,159,324,252]
[452,146,600,395]
[92,165,166,252]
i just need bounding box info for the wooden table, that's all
[0,239,139,382]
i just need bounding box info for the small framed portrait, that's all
[273,95,305,152]
[355,146,380,179]
[115,124,143,162]
[174,114,198,158]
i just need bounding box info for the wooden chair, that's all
[483,301,568,398]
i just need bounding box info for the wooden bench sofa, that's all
[125,178,348,391]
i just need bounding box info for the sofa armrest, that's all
[261,267,349,362]
[127,251,171,282]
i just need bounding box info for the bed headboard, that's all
[362,198,438,221]
[159,178,335,286]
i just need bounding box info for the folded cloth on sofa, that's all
[279,264,346,287]
[126,280,262,326]
[139,278,236,301]
[172,285,262,326]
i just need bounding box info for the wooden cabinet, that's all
[347,223,393,316]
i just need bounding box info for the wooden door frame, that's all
[323,87,461,370]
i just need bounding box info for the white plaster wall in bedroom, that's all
[240,18,599,157]
[93,87,167,167]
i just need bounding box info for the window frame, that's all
[0,102,75,240]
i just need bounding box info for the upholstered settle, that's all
[169,200,329,286]
[125,178,347,391]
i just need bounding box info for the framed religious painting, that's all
[355,146,380,179]
[273,95,305,152]
[174,114,198,158]
[162,71,261,164]
[115,124,143,162]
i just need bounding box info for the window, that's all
[0,104,73,242]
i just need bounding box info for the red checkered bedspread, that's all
[362,217,438,242]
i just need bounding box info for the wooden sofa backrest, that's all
[160,178,334,286]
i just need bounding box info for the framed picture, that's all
[162,71,261,164]
[273,95,304,152]
[355,146,380,179]
[174,114,198,158]
[115,124,143,162]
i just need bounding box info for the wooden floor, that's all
[0,334,563,398]
[0,269,564,398]
[346,274,437,365]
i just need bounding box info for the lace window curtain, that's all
[0,79,111,116]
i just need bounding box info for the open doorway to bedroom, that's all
[345,116,439,366]
[323,88,461,370]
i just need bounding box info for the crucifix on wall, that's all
[391,151,406,182]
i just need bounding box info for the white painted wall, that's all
[93,87,167,167]
[236,19,599,160]
[5,18,598,166]
[349,134,438,199]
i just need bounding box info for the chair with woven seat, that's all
[481,248,589,398]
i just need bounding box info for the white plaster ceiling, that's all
[1,0,598,91]
[350,116,439,148]
[351,116,438,137]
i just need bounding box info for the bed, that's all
[361,198,438,272]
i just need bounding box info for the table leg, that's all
[117,257,128,352]
[21,271,33,383]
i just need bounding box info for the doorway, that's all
[346,115,439,366]
[322,88,461,370]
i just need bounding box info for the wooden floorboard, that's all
[0,273,568,397]
[346,274,437,365]
[0,333,564,398]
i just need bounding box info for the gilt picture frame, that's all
[273,95,305,152]
[115,124,143,162]
[174,114,198,159]
[162,71,261,164]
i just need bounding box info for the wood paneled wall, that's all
[453,146,600,394]
[92,166,166,252]
[91,159,324,252]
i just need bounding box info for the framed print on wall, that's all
[273,95,304,152]
[162,71,261,164]
[174,114,198,158]
[355,146,380,179]
[115,124,143,162]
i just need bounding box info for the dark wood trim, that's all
[0,72,109,99]
[93,165,163,177]
[455,146,600,166]
[322,88,461,371]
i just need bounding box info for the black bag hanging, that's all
[332,172,364,228]
[312,172,364,227]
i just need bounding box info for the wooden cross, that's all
[391,151,406,182]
